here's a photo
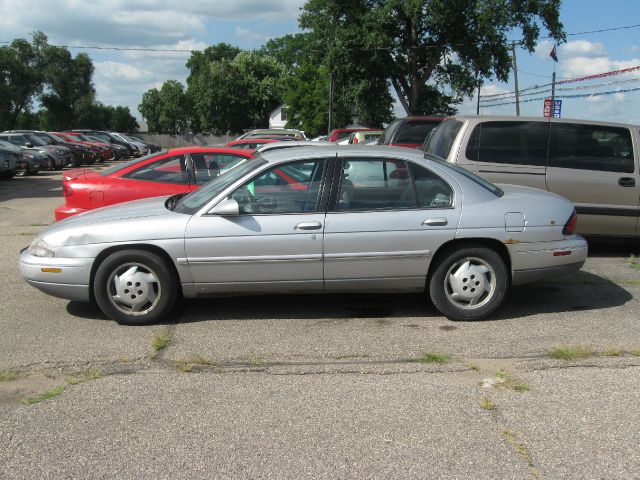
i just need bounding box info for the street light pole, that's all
[511,41,520,116]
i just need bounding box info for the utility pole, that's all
[511,41,520,116]
[476,78,481,115]
[328,71,334,136]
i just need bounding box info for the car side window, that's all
[549,123,634,173]
[231,159,326,214]
[123,155,187,184]
[408,163,454,208]
[338,158,415,210]
[466,121,549,166]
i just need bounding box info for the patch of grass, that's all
[411,353,450,364]
[465,362,480,371]
[0,370,20,382]
[495,369,530,392]
[171,356,217,373]
[67,368,103,385]
[23,385,65,405]
[480,396,495,411]
[629,348,640,357]
[549,345,594,360]
[151,329,172,353]
[628,255,640,271]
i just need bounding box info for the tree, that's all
[264,31,393,137]
[110,106,139,132]
[186,44,284,134]
[0,31,48,131]
[139,80,189,134]
[40,47,95,129]
[300,0,564,115]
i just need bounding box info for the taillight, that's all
[563,209,577,235]
[63,185,74,197]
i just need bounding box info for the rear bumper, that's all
[55,205,89,221]
[509,235,588,285]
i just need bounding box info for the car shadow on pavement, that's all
[0,172,64,200]
[584,236,640,258]
[65,270,633,324]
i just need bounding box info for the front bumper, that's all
[19,249,93,302]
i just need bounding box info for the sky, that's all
[1,0,639,126]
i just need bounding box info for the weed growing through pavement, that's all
[480,397,495,411]
[411,353,450,364]
[495,369,530,392]
[502,429,541,479]
[549,345,594,360]
[628,255,640,271]
[67,368,103,385]
[0,370,20,382]
[23,385,65,405]
[249,357,266,367]
[151,329,172,354]
[171,357,217,373]
[603,347,622,357]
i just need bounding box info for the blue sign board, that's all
[553,99,562,118]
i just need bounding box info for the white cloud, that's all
[560,40,606,58]
[235,27,270,43]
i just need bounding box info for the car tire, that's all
[429,245,509,321]
[93,250,178,325]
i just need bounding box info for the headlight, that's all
[28,238,55,258]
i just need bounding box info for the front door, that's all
[184,158,329,294]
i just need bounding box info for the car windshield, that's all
[173,158,267,215]
[100,152,167,176]
[46,133,67,143]
[118,134,136,142]
[75,133,93,142]
[25,134,47,146]
[0,139,21,152]
[426,153,504,197]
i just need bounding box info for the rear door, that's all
[323,156,460,291]
[466,120,549,191]
[546,122,639,235]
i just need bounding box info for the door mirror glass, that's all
[210,198,240,216]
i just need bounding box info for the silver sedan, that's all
[20,146,588,325]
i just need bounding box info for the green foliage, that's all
[300,0,564,115]
[139,80,189,134]
[186,45,285,135]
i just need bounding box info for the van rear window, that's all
[395,120,441,144]
[424,119,463,159]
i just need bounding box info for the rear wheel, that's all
[93,250,178,325]
[429,246,509,321]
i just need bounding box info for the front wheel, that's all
[429,246,509,321]
[93,250,178,325]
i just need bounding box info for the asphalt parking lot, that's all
[1,166,639,479]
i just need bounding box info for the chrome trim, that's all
[325,250,430,261]
[186,254,323,265]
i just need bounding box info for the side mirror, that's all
[25,142,33,148]
[210,198,239,216]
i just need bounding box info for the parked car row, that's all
[0,129,161,177]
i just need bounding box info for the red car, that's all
[53,132,104,163]
[226,138,280,149]
[55,147,254,221]
[327,128,377,143]
[378,116,443,149]
[62,131,114,161]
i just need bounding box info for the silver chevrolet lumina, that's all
[20,146,587,325]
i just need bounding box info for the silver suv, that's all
[424,115,640,236]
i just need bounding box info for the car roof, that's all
[258,145,426,164]
[165,146,255,155]
[450,114,639,129]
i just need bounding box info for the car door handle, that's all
[295,222,322,230]
[422,218,448,226]
[618,177,636,187]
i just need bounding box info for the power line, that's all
[1,23,639,54]
[481,85,640,108]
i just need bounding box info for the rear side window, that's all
[123,155,186,184]
[395,120,440,144]
[424,119,463,159]
[549,123,634,173]
[466,121,549,166]
[379,119,402,145]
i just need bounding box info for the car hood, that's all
[42,196,189,247]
